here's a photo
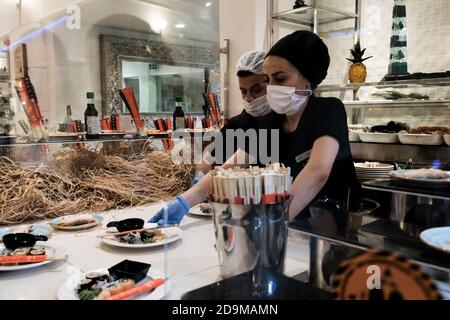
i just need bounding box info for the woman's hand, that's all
[288,136,340,221]
[148,196,190,226]
[149,149,254,226]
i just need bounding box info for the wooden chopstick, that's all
[98,225,177,239]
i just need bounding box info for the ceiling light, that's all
[154,19,168,32]
[175,23,185,29]
[205,2,212,7]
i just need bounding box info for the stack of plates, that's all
[355,162,395,182]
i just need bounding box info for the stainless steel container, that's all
[210,199,291,281]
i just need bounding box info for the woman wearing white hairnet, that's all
[149,50,270,226]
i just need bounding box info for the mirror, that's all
[121,59,217,114]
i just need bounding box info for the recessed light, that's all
[175,23,185,29]
[154,19,168,31]
[205,2,212,7]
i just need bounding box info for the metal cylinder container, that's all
[210,198,292,281]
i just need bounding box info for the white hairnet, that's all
[236,50,267,75]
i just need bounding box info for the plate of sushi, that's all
[0,235,67,271]
[101,227,182,249]
[50,214,103,231]
[57,260,171,300]
[189,202,213,217]
[0,224,52,240]
[389,168,450,186]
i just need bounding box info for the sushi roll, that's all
[120,279,136,291]
[86,272,108,282]
[78,279,94,291]
[30,246,46,256]
[11,247,30,256]
[107,282,124,296]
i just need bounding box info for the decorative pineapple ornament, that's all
[347,40,373,83]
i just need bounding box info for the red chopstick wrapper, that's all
[119,88,145,134]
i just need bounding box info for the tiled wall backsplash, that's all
[313,0,450,127]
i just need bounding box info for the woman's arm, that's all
[288,136,339,221]
[183,148,255,207]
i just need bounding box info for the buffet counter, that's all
[289,212,450,298]
[0,203,309,300]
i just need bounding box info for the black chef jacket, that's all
[212,110,257,164]
[256,96,361,218]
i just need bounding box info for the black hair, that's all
[237,70,255,78]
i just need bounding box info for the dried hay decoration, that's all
[0,147,194,225]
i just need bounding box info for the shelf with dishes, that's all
[318,77,450,92]
[349,123,450,147]
[344,99,450,108]
[318,78,450,109]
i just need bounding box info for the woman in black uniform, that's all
[262,30,360,221]
[150,50,271,225]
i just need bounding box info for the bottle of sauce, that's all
[84,92,99,139]
[110,103,119,131]
[173,96,185,131]
[62,105,74,132]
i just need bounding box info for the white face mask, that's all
[267,85,313,116]
[242,95,271,117]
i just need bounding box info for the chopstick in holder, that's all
[209,164,292,205]
[245,175,253,205]
[105,278,165,300]
[253,174,261,205]
[237,174,246,205]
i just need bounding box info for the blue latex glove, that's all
[149,196,190,226]
[191,171,205,187]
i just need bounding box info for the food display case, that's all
[317,78,450,164]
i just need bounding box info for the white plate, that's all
[398,133,444,146]
[348,131,360,142]
[359,132,399,144]
[50,214,103,231]
[0,242,67,271]
[189,204,213,217]
[355,170,393,174]
[105,223,158,234]
[389,170,450,186]
[444,135,450,147]
[355,163,394,169]
[420,227,450,254]
[57,268,171,300]
[102,227,182,249]
[0,224,52,240]
[357,176,390,180]
[355,166,394,170]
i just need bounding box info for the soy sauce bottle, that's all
[110,103,119,131]
[84,92,99,139]
[173,96,185,130]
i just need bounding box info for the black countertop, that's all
[182,270,333,300]
[363,179,450,200]
[289,213,450,273]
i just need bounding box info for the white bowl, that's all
[398,133,444,146]
[444,135,450,146]
[349,130,360,142]
[359,132,399,144]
